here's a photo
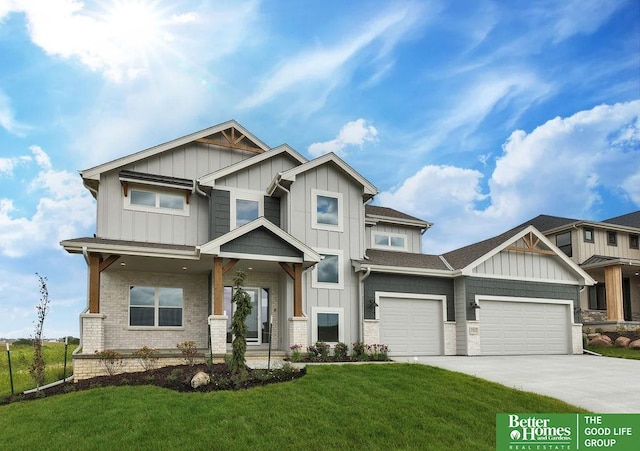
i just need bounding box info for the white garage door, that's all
[379,297,443,356]
[480,300,570,355]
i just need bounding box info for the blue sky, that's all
[0,0,638,339]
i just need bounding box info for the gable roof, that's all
[365,205,432,230]
[198,144,307,187]
[270,152,377,199]
[81,120,270,181]
[441,225,595,285]
[603,211,640,228]
[199,217,321,265]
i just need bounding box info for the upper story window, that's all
[583,227,594,243]
[630,234,639,250]
[230,191,263,229]
[372,232,407,251]
[129,286,183,328]
[556,231,572,257]
[125,188,189,216]
[312,249,343,289]
[312,189,343,232]
[607,231,617,246]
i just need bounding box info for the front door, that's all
[623,278,632,321]
[226,287,270,345]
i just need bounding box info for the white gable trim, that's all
[198,217,321,263]
[198,144,307,187]
[274,152,377,198]
[460,225,595,285]
[82,120,270,180]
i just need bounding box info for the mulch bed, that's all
[0,363,305,406]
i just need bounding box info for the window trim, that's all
[311,307,344,345]
[630,234,639,250]
[230,190,264,229]
[124,186,190,216]
[583,227,594,244]
[372,232,408,251]
[556,231,572,257]
[607,231,617,247]
[311,189,343,232]
[312,248,344,290]
[128,286,184,329]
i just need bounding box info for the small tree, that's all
[229,270,251,376]
[29,273,50,390]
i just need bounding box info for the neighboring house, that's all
[520,213,640,325]
[61,121,595,378]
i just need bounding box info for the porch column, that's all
[88,253,119,313]
[213,257,223,315]
[279,262,303,317]
[604,265,624,321]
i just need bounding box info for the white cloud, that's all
[549,0,625,43]
[0,146,95,257]
[240,3,427,111]
[308,119,378,158]
[0,89,30,135]
[3,0,206,82]
[379,101,640,254]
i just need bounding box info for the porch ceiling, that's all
[110,254,285,275]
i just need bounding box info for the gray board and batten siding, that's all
[220,227,303,258]
[97,142,257,246]
[209,189,281,240]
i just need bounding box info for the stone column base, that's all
[572,323,584,354]
[363,319,379,345]
[80,313,106,354]
[443,322,457,355]
[208,314,228,356]
[288,317,308,351]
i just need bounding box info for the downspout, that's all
[193,180,209,198]
[275,179,292,232]
[359,266,371,342]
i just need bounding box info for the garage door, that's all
[379,297,442,356]
[480,300,570,355]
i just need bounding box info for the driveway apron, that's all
[394,355,640,413]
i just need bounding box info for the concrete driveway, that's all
[393,354,640,413]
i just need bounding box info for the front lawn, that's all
[587,346,640,360]
[0,364,586,450]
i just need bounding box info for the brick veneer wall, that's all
[99,270,209,350]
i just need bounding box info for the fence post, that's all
[63,336,68,381]
[6,342,14,396]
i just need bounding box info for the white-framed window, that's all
[311,307,344,344]
[230,190,264,229]
[312,249,343,289]
[372,232,407,250]
[129,286,183,328]
[124,187,189,216]
[311,189,343,232]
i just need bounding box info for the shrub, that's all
[132,346,159,371]
[290,344,302,362]
[333,342,349,361]
[308,342,330,361]
[595,327,604,334]
[352,341,367,360]
[29,274,50,390]
[230,270,251,376]
[95,350,123,376]
[176,341,198,366]
[368,344,389,361]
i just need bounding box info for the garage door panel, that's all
[380,297,443,357]
[480,300,570,355]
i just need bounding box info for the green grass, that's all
[0,343,75,396]
[587,346,640,360]
[0,364,586,450]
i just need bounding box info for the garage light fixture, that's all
[469,301,481,309]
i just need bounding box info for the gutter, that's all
[358,266,371,342]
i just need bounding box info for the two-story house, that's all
[522,213,640,327]
[61,120,595,378]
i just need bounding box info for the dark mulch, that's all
[1,363,305,406]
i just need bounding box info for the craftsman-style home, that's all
[62,120,596,378]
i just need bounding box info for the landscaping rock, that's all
[588,335,613,347]
[629,340,640,350]
[191,371,211,388]
[614,336,631,348]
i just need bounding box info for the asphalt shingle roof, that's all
[365,205,429,224]
[363,249,450,271]
[602,211,640,228]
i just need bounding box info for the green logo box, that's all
[497,413,640,450]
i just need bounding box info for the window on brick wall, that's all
[129,286,183,327]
